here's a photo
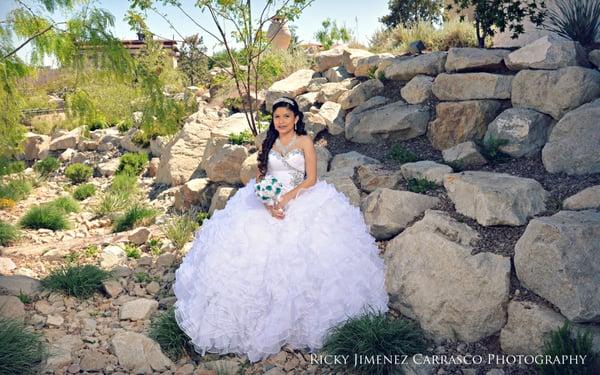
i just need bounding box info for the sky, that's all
[0,0,391,64]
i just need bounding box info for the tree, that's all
[129,0,314,136]
[178,34,209,86]
[380,0,444,28]
[314,18,352,50]
[0,0,132,158]
[448,0,547,48]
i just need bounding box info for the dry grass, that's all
[369,18,491,54]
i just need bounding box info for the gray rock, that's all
[445,47,511,72]
[515,210,600,322]
[0,275,41,296]
[324,66,351,82]
[338,79,384,110]
[432,73,513,101]
[542,99,600,175]
[204,144,248,184]
[505,35,589,71]
[119,298,159,320]
[356,164,403,193]
[330,151,381,171]
[589,49,600,68]
[265,69,316,109]
[295,91,318,112]
[442,142,487,168]
[427,100,503,150]
[511,66,600,119]
[401,75,434,104]
[318,101,346,135]
[345,100,430,144]
[345,96,390,126]
[100,245,127,269]
[110,331,172,373]
[361,188,439,240]
[444,171,547,226]
[563,185,600,210]
[341,48,373,74]
[0,295,26,321]
[384,210,510,342]
[353,53,394,77]
[383,52,447,81]
[208,187,237,215]
[500,300,565,355]
[23,132,50,160]
[400,160,453,185]
[314,47,345,72]
[484,107,554,158]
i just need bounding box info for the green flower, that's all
[266,186,272,191]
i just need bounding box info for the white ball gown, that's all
[173,146,390,363]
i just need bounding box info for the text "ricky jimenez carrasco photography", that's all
[310,353,590,367]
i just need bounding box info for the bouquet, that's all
[255,175,283,206]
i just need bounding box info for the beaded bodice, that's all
[267,148,306,194]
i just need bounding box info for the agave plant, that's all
[544,0,600,45]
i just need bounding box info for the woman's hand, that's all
[265,204,285,220]
[274,193,292,211]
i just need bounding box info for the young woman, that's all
[173,96,389,363]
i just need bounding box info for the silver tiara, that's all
[273,97,296,107]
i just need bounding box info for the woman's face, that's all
[273,106,297,134]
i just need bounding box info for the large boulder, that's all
[265,69,315,110]
[318,101,346,135]
[400,75,434,104]
[345,101,430,144]
[156,122,212,186]
[589,49,600,68]
[330,151,381,171]
[563,185,600,210]
[384,210,510,342]
[500,300,565,355]
[110,331,172,373]
[432,73,513,101]
[345,96,389,126]
[321,173,361,207]
[382,52,447,81]
[514,210,600,322]
[295,91,318,112]
[400,160,453,185]
[208,187,237,215]
[361,188,439,240]
[324,66,351,82]
[49,127,82,151]
[444,171,547,226]
[341,48,373,74]
[541,99,600,175]
[315,81,353,103]
[484,107,554,158]
[511,66,600,119]
[22,132,50,160]
[445,47,510,72]
[302,112,328,137]
[173,178,214,211]
[505,35,590,71]
[442,141,487,168]
[356,164,403,193]
[204,144,248,184]
[314,47,345,72]
[427,100,503,150]
[0,275,41,296]
[315,145,332,178]
[240,153,259,184]
[338,79,384,110]
[353,53,394,77]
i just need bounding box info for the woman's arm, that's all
[276,136,317,208]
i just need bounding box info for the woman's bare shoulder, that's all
[298,135,314,147]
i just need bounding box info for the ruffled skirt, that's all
[173,179,389,362]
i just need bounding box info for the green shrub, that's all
[148,306,192,361]
[196,211,210,226]
[64,163,93,184]
[94,191,131,217]
[0,177,33,202]
[407,178,436,193]
[41,264,112,299]
[124,243,142,259]
[116,152,149,176]
[48,196,80,214]
[0,316,47,375]
[19,204,69,231]
[538,321,598,375]
[0,220,20,246]
[117,119,134,133]
[0,157,25,177]
[479,137,510,164]
[228,130,254,145]
[389,144,418,164]
[113,204,157,232]
[73,183,96,200]
[33,156,60,176]
[322,311,428,375]
[162,215,199,250]
[110,174,139,195]
[17,292,31,304]
[87,119,108,131]
[84,245,100,257]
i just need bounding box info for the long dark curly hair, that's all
[257,97,307,178]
